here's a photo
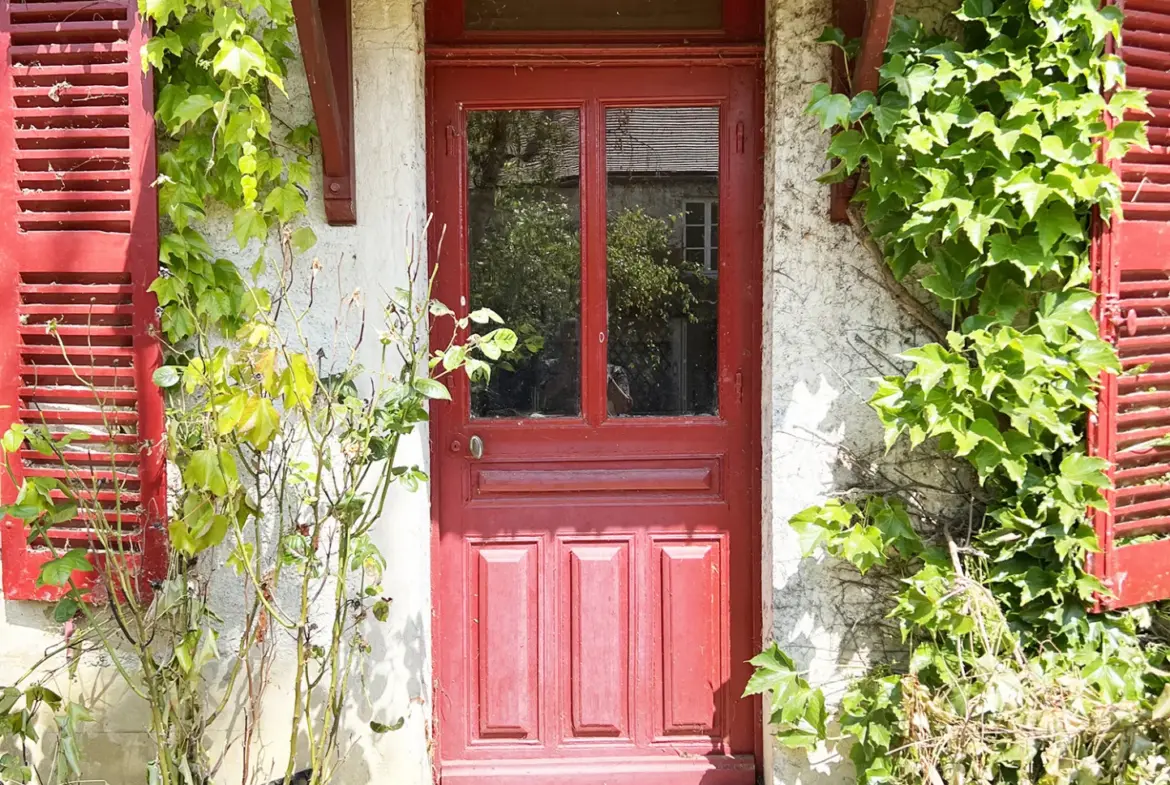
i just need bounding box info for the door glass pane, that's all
[468,109,582,419]
[605,107,719,417]
[465,0,721,31]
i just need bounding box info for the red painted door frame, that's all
[426,53,764,785]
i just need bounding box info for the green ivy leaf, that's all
[1059,453,1110,490]
[263,184,306,223]
[814,26,848,50]
[212,6,247,39]
[212,36,268,81]
[184,449,237,497]
[143,0,186,25]
[143,30,184,70]
[894,63,934,104]
[0,688,21,716]
[849,91,877,123]
[290,226,317,254]
[828,129,866,171]
[806,83,850,131]
[1034,201,1084,252]
[171,93,215,128]
[233,208,268,248]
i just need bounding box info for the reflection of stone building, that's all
[606,107,720,416]
[469,107,721,417]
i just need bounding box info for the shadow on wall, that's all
[0,600,429,785]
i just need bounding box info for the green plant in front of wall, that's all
[747,0,1170,782]
[0,251,512,785]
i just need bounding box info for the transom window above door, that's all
[427,0,763,44]
[464,0,722,31]
[465,106,722,421]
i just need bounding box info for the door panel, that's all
[473,542,541,740]
[657,538,724,737]
[564,539,631,738]
[429,63,760,785]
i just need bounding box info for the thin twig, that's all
[846,206,950,344]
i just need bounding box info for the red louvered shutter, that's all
[1090,0,1170,609]
[0,0,165,600]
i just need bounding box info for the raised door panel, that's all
[564,540,632,739]
[654,538,724,739]
[472,542,541,741]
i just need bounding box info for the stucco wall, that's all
[761,0,954,778]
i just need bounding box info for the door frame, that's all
[424,46,765,783]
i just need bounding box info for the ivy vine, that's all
[749,0,1170,782]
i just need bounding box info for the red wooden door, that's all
[429,61,761,785]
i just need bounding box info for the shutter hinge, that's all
[1101,295,1121,343]
[735,121,745,154]
[735,369,743,403]
[1101,295,1137,341]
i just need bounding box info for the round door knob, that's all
[468,435,484,460]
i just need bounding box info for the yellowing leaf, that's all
[212,36,268,81]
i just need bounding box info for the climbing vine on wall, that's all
[748,0,1170,782]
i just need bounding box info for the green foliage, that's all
[789,497,925,574]
[35,550,94,589]
[750,0,1170,782]
[744,644,827,748]
[0,685,90,784]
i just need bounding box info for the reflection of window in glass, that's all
[466,109,582,419]
[683,199,719,274]
[605,107,719,417]
[465,0,721,31]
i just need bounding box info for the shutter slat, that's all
[6,2,129,18]
[20,387,140,403]
[17,344,134,360]
[1118,371,1170,388]
[18,323,134,337]
[18,409,139,426]
[0,0,165,602]
[18,450,138,465]
[1114,517,1170,537]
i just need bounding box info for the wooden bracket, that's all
[829,0,897,224]
[852,0,897,96]
[292,0,356,225]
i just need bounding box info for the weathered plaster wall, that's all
[761,0,929,781]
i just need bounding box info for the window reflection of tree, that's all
[468,110,581,418]
[467,109,716,419]
[606,107,719,416]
